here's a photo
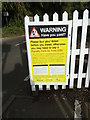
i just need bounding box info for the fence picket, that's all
[77,9,89,88]
[34,14,42,90]
[85,49,90,87]
[54,85,58,90]
[43,13,49,22]
[52,12,59,90]
[46,85,50,90]
[53,12,58,21]
[31,85,36,91]
[62,11,68,21]
[39,85,43,90]
[62,11,68,89]
[32,14,40,91]
[70,10,78,88]
[34,14,39,22]
[43,13,50,90]
[85,65,89,88]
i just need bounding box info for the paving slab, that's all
[2,93,74,119]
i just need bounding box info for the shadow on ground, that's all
[2,39,29,105]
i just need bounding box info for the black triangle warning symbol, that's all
[29,27,40,38]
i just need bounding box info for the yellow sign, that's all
[29,37,67,82]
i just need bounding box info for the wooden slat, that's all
[88,19,90,25]
[54,85,58,90]
[53,12,59,90]
[34,14,39,22]
[53,12,58,21]
[85,49,90,87]
[31,85,36,91]
[39,85,43,90]
[43,13,50,90]
[85,13,90,88]
[75,48,88,55]
[62,11,68,89]
[70,10,78,88]
[77,9,89,88]
[69,73,86,79]
[43,13,49,22]
[46,85,50,90]
[31,14,40,91]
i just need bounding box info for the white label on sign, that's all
[33,66,48,75]
[50,65,65,75]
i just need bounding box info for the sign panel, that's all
[29,25,68,83]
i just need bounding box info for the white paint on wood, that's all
[54,85,58,90]
[85,49,90,87]
[62,11,69,89]
[77,9,89,88]
[53,12,58,21]
[75,48,88,55]
[53,12,59,90]
[31,85,36,91]
[70,10,78,88]
[25,16,34,87]
[34,14,39,22]
[39,85,43,90]
[46,85,50,90]
[43,13,49,22]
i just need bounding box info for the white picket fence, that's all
[25,9,90,91]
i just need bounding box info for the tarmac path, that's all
[2,35,89,119]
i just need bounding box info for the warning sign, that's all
[29,27,40,38]
[29,25,68,83]
[29,25,68,38]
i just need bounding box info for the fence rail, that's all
[25,9,90,91]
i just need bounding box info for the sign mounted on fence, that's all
[25,13,72,88]
[29,25,68,83]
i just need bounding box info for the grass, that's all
[2,26,25,38]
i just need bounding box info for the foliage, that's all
[0,1,2,10]
[2,25,24,37]
[2,2,32,27]
[2,2,90,37]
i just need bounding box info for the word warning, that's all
[29,25,68,83]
